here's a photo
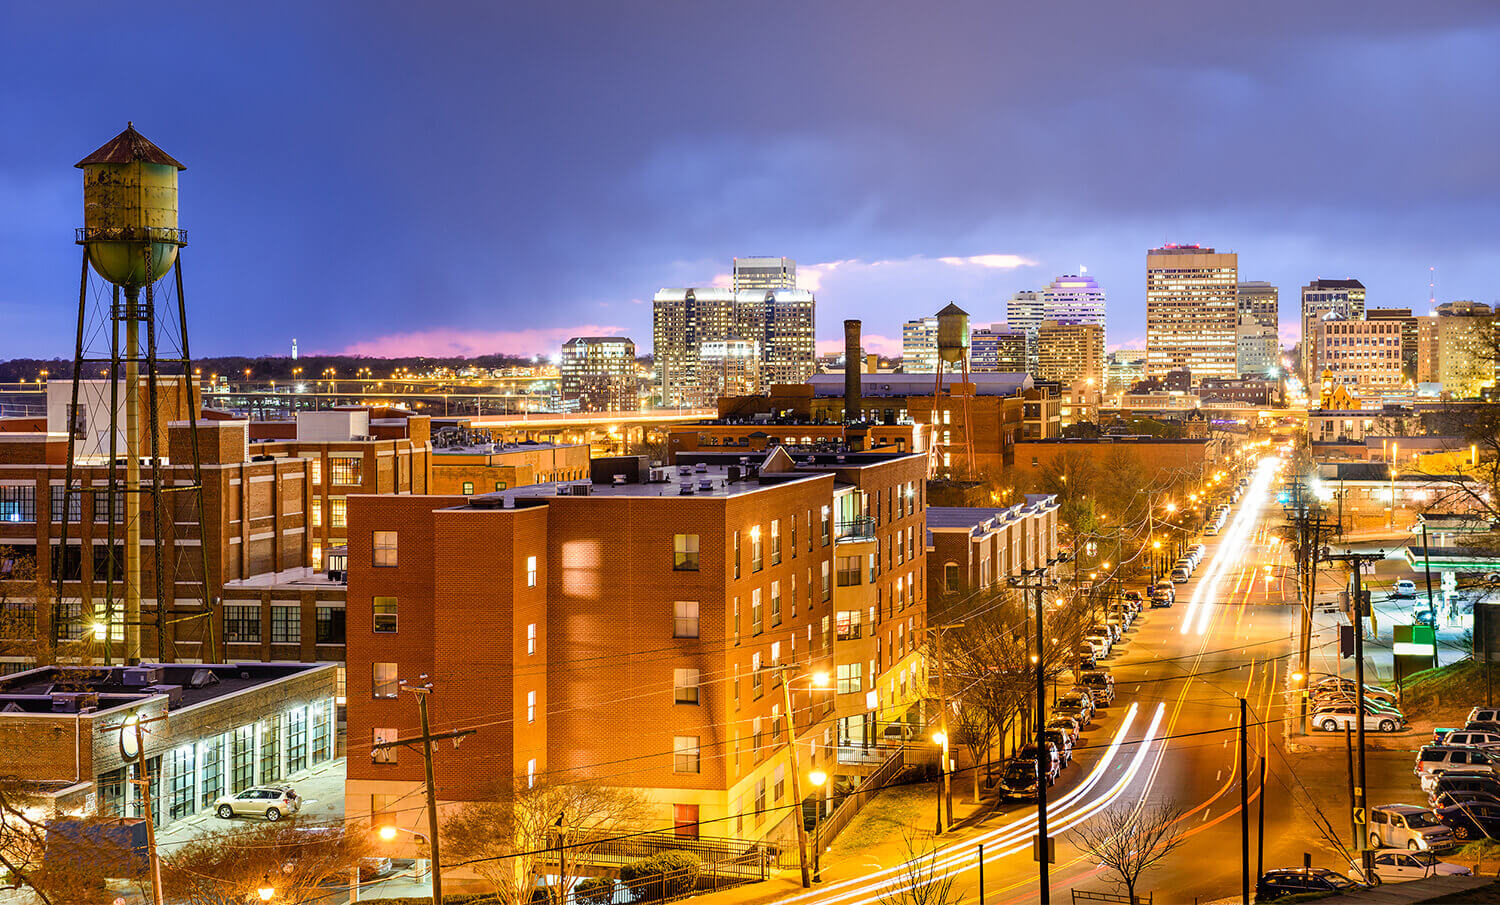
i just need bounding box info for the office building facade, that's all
[901,317,939,374]
[970,325,1028,372]
[1367,308,1418,380]
[1416,301,1496,398]
[732,257,796,292]
[1040,274,1107,336]
[1315,317,1403,393]
[1145,245,1239,382]
[559,336,640,413]
[653,285,816,407]
[1236,281,1279,329]
[1036,320,1105,387]
[1300,279,1366,378]
[1235,315,1279,378]
[1006,291,1044,371]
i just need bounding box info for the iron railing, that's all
[814,742,908,850]
[836,516,878,541]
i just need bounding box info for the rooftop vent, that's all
[679,481,694,495]
[698,478,713,491]
[50,692,99,713]
[612,474,627,485]
[694,462,708,473]
[188,669,220,689]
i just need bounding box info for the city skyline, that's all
[2,3,1499,360]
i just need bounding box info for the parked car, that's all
[1042,728,1074,766]
[1414,607,1437,627]
[1359,850,1470,883]
[998,758,1042,801]
[1046,716,1081,747]
[1255,868,1359,901]
[1416,746,1499,784]
[1123,590,1143,606]
[1170,566,1190,583]
[1433,789,1500,810]
[1438,729,1500,750]
[1085,633,1112,657]
[1436,801,1500,841]
[1203,523,1219,536]
[1106,614,1128,637]
[1150,586,1174,608]
[1019,743,1061,784]
[1367,804,1456,851]
[1427,774,1500,808]
[1311,704,1405,733]
[1055,692,1093,725]
[1191,543,1206,560]
[1392,579,1418,598]
[214,785,301,821]
[1470,708,1500,725]
[1079,671,1115,707]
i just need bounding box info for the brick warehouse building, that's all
[0,387,428,672]
[345,448,930,850]
[925,500,1059,602]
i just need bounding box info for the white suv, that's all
[1367,804,1456,852]
[214,785,301,821]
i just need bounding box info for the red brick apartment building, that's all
[0,386,428,677]
[345,448,930,847]
[926,500,1060,602]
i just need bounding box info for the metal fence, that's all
[1071,890,1151,905]
[569,861,759,905]
[559,828,797,873]
[813,742,908,852]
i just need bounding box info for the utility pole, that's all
[371,680,477,905]
[928,624,963,833]
[132,720,164,905]
[1239,698,1249,905]
[1034,569,1052,905]
[1256,755,1266,882]
[1324,551,1383,860]
[778,666,812,888]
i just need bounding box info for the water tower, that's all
[58,124,215,664]
[931,302,976,474]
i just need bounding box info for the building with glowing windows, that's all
[1300,279,1365,379]
[653,280,815,407]
[970,324,1028,372]
[559,336,639,412]
[1145,245,1239,383]
[901,317,939,373]
[1040,273,1107,336]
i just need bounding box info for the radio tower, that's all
[1428,266,1437,314]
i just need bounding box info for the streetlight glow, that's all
[931,731,946,746]
[809,769,827,787]
[379,824,397,841]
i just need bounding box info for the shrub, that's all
[620,851,701,900]
[575,876,616,905]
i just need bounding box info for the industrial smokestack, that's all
[844,319,862,423]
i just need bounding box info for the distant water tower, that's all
[59,124,215,664]
[931,302,975,475]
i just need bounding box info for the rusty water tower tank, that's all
[935,302,970,364]
[75,123,186,289]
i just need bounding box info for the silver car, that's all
[214,785,301,821]
[1312,704,1405,734]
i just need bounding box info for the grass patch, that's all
[1399,659,1487,722]
[827,781,937,855]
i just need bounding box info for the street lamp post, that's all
[775,666,830,889]
[931,730,949,836]
[379,824,434,879]
[808,769,827,882]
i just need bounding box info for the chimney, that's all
[844,319,862,423]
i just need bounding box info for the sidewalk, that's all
[156,756,347,852]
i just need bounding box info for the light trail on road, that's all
[1182,457,1281,636]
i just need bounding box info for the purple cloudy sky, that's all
[2,1,1498,360]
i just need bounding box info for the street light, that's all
[257,875,276,902]
[931,730,950,835]
[378,824,434,883]
[808,770,828,882]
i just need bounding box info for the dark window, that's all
[48,486,80,524]
[260,719,281,784]
[286,707,308,774]
[231,728,254,793]
[224,606,260,644]
[199,737,225,808]
[270,606,299,644]
[315,607,346,644]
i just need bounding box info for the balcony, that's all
[836,516,877,541]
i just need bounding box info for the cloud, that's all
[937,254,1037,269]
[340,325,628,358]
[816,333,903,357]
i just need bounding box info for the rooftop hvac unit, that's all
[571,483,592,496]
[143,684,184,706]
[50,692,99,713]
[678,465,692,475]
[679,482,694,495]
[122,666,162,687]
[612,474,627,485]
[698,478,713,491]
[694,462,708,473]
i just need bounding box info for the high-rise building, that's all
[1300,279,1366,378]
[1106,349,1147,393]
[902,317,939,374]
[1007,290,1044,371]
[1040,274,1107,335]
[1235,315,1279,378]
[1145,245,1239,382]
[732,256,796,291]
[970,324,1028,372]
[654,280,815,406]
[1236,281,1279,329]
[559,336,639,412]
[1367,308,1418,380]
[1314,316,1403,393]
[1417,301,1496,398]
[1036,320,1105,387]
[699,339,763,398]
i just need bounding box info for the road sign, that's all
[1033,834,1055,864]
[1353,807,1365,824]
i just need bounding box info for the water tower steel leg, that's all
[175,258,218,662]
[124,285,142,665]
[104,286,121,666]
[144,279,170,663]
[57,251,89,653]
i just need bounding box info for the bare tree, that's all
[0,776,153,905]
[159,820,369,905]
[443,775,651,905]
[877,833,966,905]
[1068,799,1187,904]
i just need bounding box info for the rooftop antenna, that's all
[1428,266,1437,314]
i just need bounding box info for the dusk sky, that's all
[3,2,1498,360]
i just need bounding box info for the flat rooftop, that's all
[224,565,346,591]
[470,461,821,505]
[432,440,581,456]
[0,662,333,715]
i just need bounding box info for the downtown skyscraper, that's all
[1145,245,1239,382]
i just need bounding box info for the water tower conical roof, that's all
[75,123,186,170]
[937,302,968,317]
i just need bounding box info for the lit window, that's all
[733,531,741,578]
[837,663,862,694]
[330,498,347,529]
[674,667,700,704]
[461,481,474,495]
[527,690,536,723]
[527,622,537,655]
[527,759,536,788]
[751,526,763,572]
[330,456,361,486]
[526,555,537,588]
[373,597,397,633]
[770,519,782,565]
[372,662,398,699]
[751,589,763,635]
[674,534,700,571]
[673,736,701,774]
[674,600,699,638]
[770,581,782,627]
